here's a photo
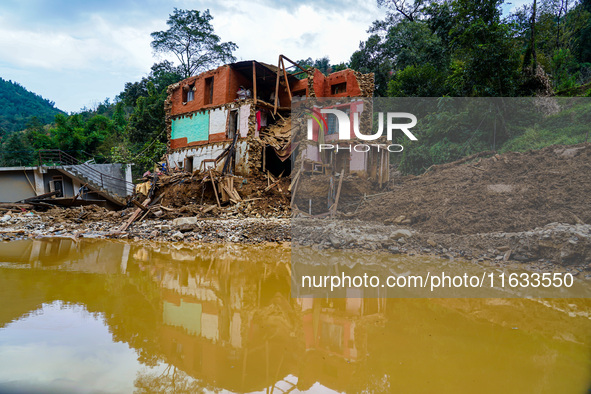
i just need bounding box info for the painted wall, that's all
[171,113,209,145]
[239,105,250,138]
[209,108,227,136]
[350,150,366,171]
[43,169,74,198]
[0,169,37,202]
[168,140,250,175]
[170,104,252,151]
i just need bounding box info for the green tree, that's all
[350,34,395,95]
[447,0,521,96]
[387,63,447,96]
[151,8,238,78]
[1,131,34,166]
[293,56,339,77]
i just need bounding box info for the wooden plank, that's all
[201,204,217,214]
[280,58,292,102]
[22,191,59,202]
[273,56,281,115]
[119,197,151,231]
[241,197,262,203]
[290,163,303,207]
[252,61,257,105]
[277,170,285,193]
[280,54,308,73]
[0,203,34,210]
[263,177,283,193]
[138,207,152,222]
[288,167,302,192]
[131,199,149,211]
[209,169,221,208]
[148,192,165,207]
[330,171,344,217]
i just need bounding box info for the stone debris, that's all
[293,219,591,274]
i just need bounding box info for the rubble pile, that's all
[0,210,290,244]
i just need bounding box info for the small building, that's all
[0,152,133,210]
[165,55,375,178]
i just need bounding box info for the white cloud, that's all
[210,2,380,65]
[0,1,383,112]
[0,15,154,72]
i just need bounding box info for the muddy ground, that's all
[356,143,591,234]
[0,143,590,271]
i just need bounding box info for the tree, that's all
[447,0,521,96]
[151,8,238,78]
[294,56,335,76]
[377,0,425,22]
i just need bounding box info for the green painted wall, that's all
[163,300,202,335]
[171,113,209,143]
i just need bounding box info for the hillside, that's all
[357,143,591,234]
[0,77,64,133]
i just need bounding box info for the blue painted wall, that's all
[171,113,209,143]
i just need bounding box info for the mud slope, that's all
[357,143,591,234]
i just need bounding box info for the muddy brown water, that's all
[0,238,590,393]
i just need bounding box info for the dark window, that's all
[204,77,214,104]
[182,83,195,102]
[228,110,239,139]
[49,176,64,197]
[327,113,338,135]
[326,108,349,135]
[331,82,347,95]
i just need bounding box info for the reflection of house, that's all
[151,261,295,392]
[298,296,386,361]
[165,55,374,177]
[0,238,128,273]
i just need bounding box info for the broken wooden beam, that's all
[262,177,283,193]
[280,57,292,102]
[330,171,344,217]
[119,197,151,231]
[252,61,257,105]
[132,199,150,212]
[209,169,221,208]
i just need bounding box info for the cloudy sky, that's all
[0,0,529,113]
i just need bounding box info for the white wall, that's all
[168,140,250,175]
[239,104,250,137]
[209,108,228,135]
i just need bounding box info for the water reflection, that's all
[0,238,590,393]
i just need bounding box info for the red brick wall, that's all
[170,65,233,116]
[291,69,362,98]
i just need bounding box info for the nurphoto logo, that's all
[306,106,418,153]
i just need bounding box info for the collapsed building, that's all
[164,55,378,181]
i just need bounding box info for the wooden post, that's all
[274,56,281,115]
[280,57,292,102]
[252,61,257,105]
[209,169,221,208]
[262,145,266,173]
[331,170,344,217]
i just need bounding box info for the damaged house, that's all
[0,150,133,210]
[165,55,377,180]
